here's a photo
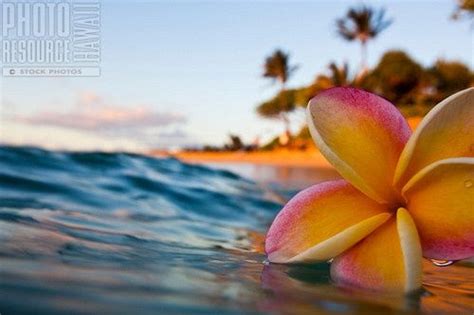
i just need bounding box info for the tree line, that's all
[258,3,473,138]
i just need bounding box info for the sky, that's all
[1,0,472,152]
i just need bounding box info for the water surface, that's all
[0,146,472,314]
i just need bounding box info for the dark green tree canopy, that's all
[429,60,473,99]
[292,62,355,106]
[256,89,297,119]
[366,50,423,104]
[327,62,351,86]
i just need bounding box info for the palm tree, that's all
[336,5,392,71]
[294,62,355,105]
[327,62,351,86]
[262,49,298,88]
[261,49,298,136]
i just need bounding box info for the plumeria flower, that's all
[265,87,474,293]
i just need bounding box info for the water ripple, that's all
[0,145,472,314]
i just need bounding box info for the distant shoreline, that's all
[150,117,422,168]
[151,149,333,168]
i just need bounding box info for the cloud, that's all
[8,92,195,150]
[157,129,188,139]
[15,93,186,131]
[78,91,103,105]
[17,107,185,130]
[106,126,198,149]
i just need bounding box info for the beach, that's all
[169,149,332,168]
[153,116,422,169]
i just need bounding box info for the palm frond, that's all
[262,49,298,85]
[336,5,392,42]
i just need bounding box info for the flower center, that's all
[390,202,407,213]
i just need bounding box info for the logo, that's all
[1,0,101,77]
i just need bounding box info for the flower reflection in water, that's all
[259,252,474,314]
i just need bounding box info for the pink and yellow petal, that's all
[307,87,411,205]
[394,87,474,188]
[403,158,474,260]
[265,180,391,263]
[331,208,422,293]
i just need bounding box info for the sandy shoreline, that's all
[150,117,422,169]
[166,149,333,168]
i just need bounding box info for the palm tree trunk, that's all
[355,40,368,81]
[360,41,368,72]
[281,113,290,133]
[279,82,291,136]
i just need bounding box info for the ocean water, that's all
[0,145,472,315]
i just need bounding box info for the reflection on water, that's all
[202,162,340,190]
[260,261,474,314]
[0,146,472,314]
[260,263,420,314]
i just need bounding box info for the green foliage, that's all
[257,61,366,122]
[257,49,472,124]
[224,134,244,151]
[256,89,297,118]
[365,50,423,104]
[292,62,360,106]
[259,49,299,133]
[260,136,280,151]
[255,6,473,149]
[428,60,473,100]
[260,126,313,151]
[327,62,350,86]
[296,126,311,140]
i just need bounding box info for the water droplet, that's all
[464,180,473,188]
[327,258,334,263]
[430,259,455,267]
